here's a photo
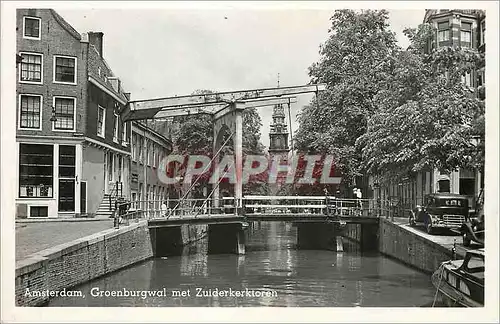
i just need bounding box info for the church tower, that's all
[268,102,290,196]
[268,103,290,155]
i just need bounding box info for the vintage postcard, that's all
[1,1,498,323]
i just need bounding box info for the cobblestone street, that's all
[15,220,113,261]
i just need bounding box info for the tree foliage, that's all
[296,10,485,186]
[295,9,398,183]
[356,24,485,181]
[170,89,267,195]
[171,89,265,156]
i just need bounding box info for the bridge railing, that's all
[116,196,394,225]
[117,198,236,223]
[242,196,392,218]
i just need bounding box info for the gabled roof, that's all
[50,9,81,40]
[87,45,129,104]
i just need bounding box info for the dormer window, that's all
[23,16,41,40]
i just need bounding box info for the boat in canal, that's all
[431,249,484,307]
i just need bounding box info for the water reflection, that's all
[180,240,208,277]
[48,221,436,307]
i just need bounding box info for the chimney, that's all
[88,32,104,57]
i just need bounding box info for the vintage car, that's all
[409,193,469,234]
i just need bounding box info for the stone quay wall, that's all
[15,221,207,306]
[378,219,456,274]
[15,221,153,306]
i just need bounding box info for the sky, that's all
[56,7,425,148]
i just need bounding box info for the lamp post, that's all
[50,106,57,122]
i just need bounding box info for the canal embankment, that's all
[16,215,467,306]
[341,217,465,274]
[378,218,466,274]
[15,221,206,306]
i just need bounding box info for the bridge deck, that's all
[147,213,380,227]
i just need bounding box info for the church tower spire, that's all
[269,73,289,154]
[268,103,289,153]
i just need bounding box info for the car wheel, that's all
[463,234,471,247]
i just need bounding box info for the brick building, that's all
[15,9,172,218]
[372,9,485,215]
[131,120,173,213]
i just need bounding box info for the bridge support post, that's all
[212,123,220,212]
[208,222,246,255]
[296,222,340,251]
[234,104,244,216]
[360,223,379,252]
[150,226,183,257]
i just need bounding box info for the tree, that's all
[170,89,267,196]
[356,24,485,182]
[294,9,398,184]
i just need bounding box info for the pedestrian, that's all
[356,188,363,210]
[161,200,167,217]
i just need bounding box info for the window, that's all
[97,106,105,137]
[122,122,128,146]
[117,155,123,183]
[437,21,450,43]
[19,144,53,198]
[19,53,42,83]
[138,137,143,163]
[53,97,75,131]
[480,20,485,45]
[153,145,157,167]
[113,113,119,143]
[132,134,137,161]
[19,94,42,130]
[147,143,151,166]
[59,145,76,178]
[53,56,77,84]
[108,153,114,181]
[477,69,485,86]
[23,16,41,39]
[438,180,450,193]
[30,206,48,217]
[462,72,472,87]
[461,22,472,48]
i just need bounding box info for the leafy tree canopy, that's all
[296,10,485,186]
[356,24,485,182]
[295,9,398,183]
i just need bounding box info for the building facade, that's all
[15,9,172,218]
[130,121,173,212]
[372,9,485,215]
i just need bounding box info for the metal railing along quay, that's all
[112,196,398,229]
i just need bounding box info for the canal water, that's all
[48,221,438,307]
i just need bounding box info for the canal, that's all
[47,221,437,307]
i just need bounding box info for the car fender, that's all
[425,212,437,223]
